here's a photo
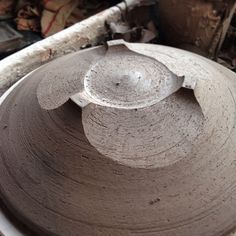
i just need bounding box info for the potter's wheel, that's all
[0,40,236,236]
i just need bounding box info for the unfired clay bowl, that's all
[0,40,236,236]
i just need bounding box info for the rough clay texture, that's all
[0,2,127,97]
[0,4,125,234]
[0,42,236,236]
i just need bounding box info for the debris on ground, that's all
[15,2,41,32]
[218,11,236,72]
[0,0,119,57]
[0,0,15,19]
[0,0,235,73]
[106,2,158,43]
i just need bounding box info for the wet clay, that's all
[0,41,236,236]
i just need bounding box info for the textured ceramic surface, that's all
[0,41,236,236]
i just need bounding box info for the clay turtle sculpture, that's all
[0,40,236,236]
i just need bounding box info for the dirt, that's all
[0,42,236,236]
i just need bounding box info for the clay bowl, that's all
[0,40,236,236]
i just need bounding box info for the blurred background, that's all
[0,0,235,70]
